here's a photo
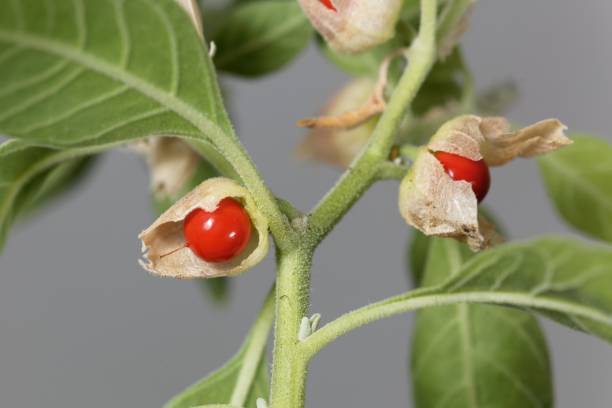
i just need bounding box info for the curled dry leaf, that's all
[297,49,402,130]
[298,0,403,53]
[297,77,377,167]
[427,115,571,166]
[139,178,269,278]
[399,115,571,251]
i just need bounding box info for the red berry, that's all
[319,0,337,11]
[434,151,491,203]
[183,198,252,263]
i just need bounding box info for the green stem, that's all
[215,137,299,252]
[269,248,312,408]
[188,139,240,180]
[230,285,276,407]
[306,0,438,244]
[299,289,612,360]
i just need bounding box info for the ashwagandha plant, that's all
[1,0,612,406]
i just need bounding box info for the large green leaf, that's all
[412,47,465,116]
[0,139,99,251]
[212,0,313,77]
[539,135,612,243]
[164,290,274,408]
[411,238,552,408]
[165,345,268,408]
[430,238,612,342]
[0,0,232,148]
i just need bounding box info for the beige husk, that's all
[298,0,402,53]
[297,49,400,130]
[298,78,377,167]
[139,178,269,278]
[134,137,201,199]
[399,115,571,251]
[428,115,571,165]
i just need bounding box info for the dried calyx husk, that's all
[133,137,201,200]
[298,0,403,53]
[139,178,269,278]
[297,77,378,167]
[399,115,571,251]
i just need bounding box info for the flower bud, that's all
[399,115,571,251]
[298,0,402,53]
[139,177,269,278]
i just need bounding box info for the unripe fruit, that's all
[434,151,491,203]
[183,198,252,262]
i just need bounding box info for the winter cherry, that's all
[183,198,252,263]
[433,151,491,203]
[319,0,337,11]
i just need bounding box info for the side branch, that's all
[305,0,439,244]
[299,289,612,360]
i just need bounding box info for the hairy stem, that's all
[300,289,612,360]
[306,0,438,244]
[269,248,312,408]
[217,137,299,251]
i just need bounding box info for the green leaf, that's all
[434,238,612,342]
[412,47,465,115]
[165,350,267,408]
[408,231,430,286]
[408,206,504,286]
[539,135,612,243]
[0,139,99,251]
[411,238,553,408]
[164,290,274,408]
[197,277,230,304]
[0,0,233,148]
[212,0,313,77]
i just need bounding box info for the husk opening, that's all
[139,178,269,278]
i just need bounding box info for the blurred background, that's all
[2,0,612,406]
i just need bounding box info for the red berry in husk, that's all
[183,198,252,262]
[434,151,491,203]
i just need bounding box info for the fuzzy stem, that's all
[269,248,312,408]
[299,289,612,360]
[306,0,438,244]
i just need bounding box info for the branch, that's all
[305,0,439,244]
[299,289,612,360]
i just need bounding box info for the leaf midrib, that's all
[0,29,228,146]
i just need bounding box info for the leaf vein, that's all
[0,66,84,123]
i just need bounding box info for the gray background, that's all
[2,1,612,406]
